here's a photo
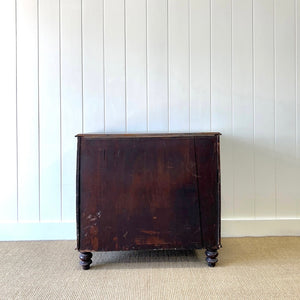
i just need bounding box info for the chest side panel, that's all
[195,136,221,248]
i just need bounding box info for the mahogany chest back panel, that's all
[76,133,221,268]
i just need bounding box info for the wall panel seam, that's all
[15,0,19,222]
[274,0,278,219]
[210,0,212,132]
[296,0,298,161]
[296,0,299,218]
[124,0,127,133]
[252,0,256,219]
[103,0,106,132]
[37,0,41,222]
[59,0,63,222]
[167,0,170,132]
[81,0,84,133]
[188,0,191,133]
[146,0,149,132]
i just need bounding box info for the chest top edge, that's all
[75,132,221,139]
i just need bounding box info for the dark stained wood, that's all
[79,137,202,251]
[76,137,81,251]
[79,252,93,270]
[205,248,219,267]
[194,136,221,248]
[76,133,221,268]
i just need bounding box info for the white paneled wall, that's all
[0,1,17,222]
[0,0,300,240]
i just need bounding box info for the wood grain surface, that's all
[77,134,221,252]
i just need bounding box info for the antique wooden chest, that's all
[76,133,221,269]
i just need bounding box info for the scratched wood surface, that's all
[77,134,221,252]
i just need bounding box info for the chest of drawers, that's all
[76,133,221,269]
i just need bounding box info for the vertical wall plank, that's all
[253,0,276,218]
[190,0,211,132]
[61,0,82,221]
[275,0,297,218]
[211,0,234,218]
[168,0,189,132]
[17,0,39,221]
[82,0,104,133]
[39,0,61,221]
[147,0,168,132]
[232,0,255,218]
[126,0,147,132]
[104,0,126,132]
[0,1,17,221]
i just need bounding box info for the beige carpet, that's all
[1,237,300,299]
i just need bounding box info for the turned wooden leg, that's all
[79,252,93,270]
[205,248,218,267]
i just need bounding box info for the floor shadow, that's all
[90,249,208,270]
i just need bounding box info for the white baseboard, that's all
[0,219,299,241]
[0,221,76,241]
[221,219,300,237]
